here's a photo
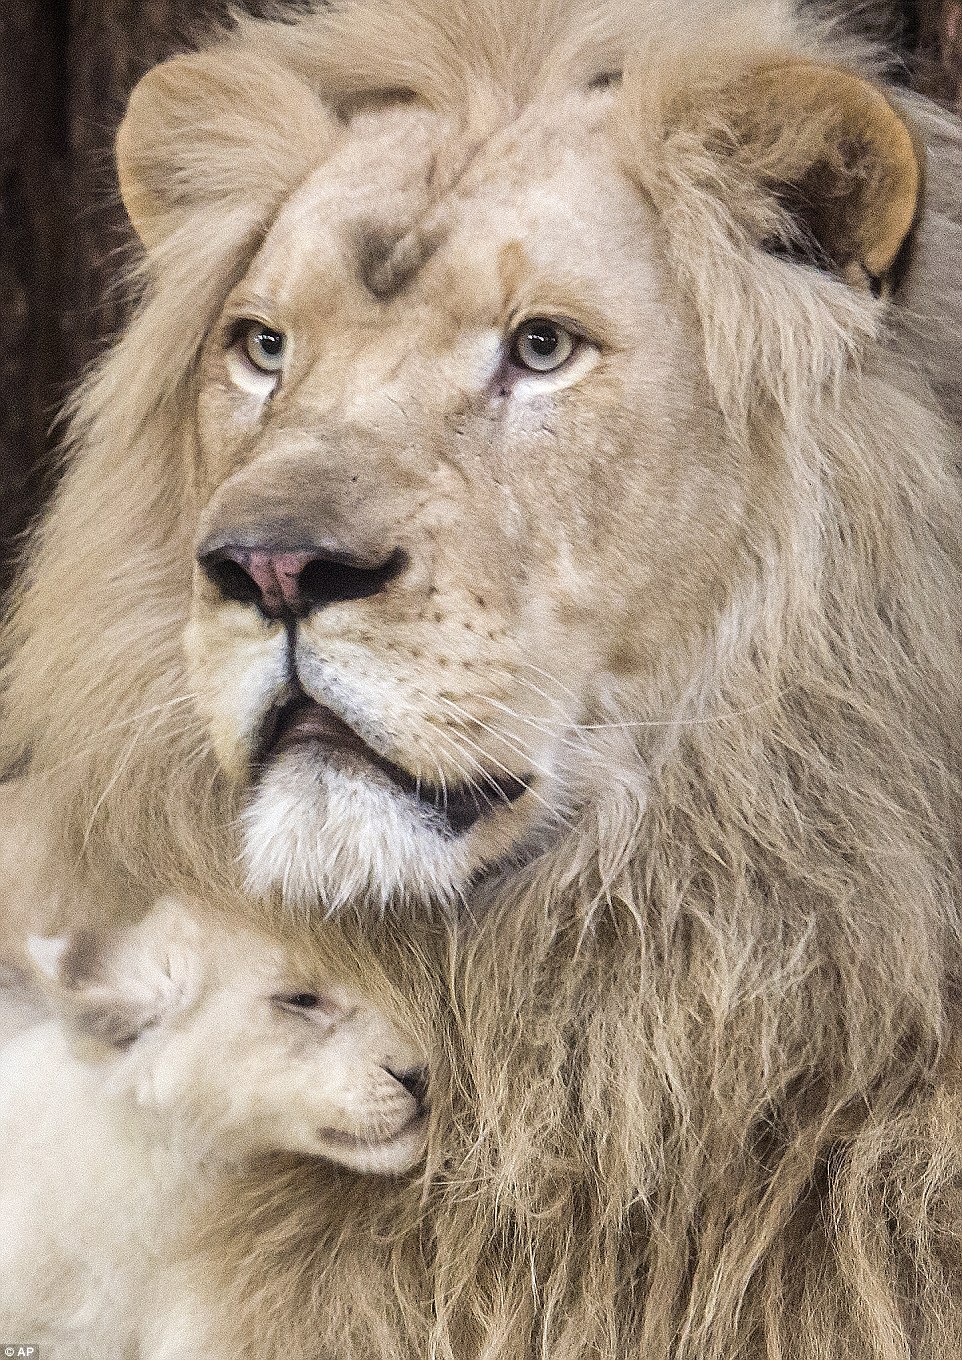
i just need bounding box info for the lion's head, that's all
[146,57,735,912]
[6,0,938,920]
[5,2,962,1353]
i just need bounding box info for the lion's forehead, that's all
[243,91,655,334]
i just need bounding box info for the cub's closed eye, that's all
[272,992,321,1010]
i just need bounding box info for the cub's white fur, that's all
[0,897,426,1358]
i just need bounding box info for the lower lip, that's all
[269,703,373,761]
[257,699,531,835]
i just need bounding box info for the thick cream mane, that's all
[3,2,962,1356]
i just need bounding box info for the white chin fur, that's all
[241,749,470,913]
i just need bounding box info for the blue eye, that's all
[510,318,576,372]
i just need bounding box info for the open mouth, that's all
[255,694,531,836]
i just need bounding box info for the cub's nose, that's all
[386,1064,430,1108]
[197,543,408,619]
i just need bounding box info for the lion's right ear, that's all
[116,46,338,252]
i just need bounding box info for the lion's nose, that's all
[197,543,408,619]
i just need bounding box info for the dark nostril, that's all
[387,1065,429,1106]
[199,552,265,609]
[299,547,408,611]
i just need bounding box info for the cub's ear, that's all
[25,933,72,983]
[25,898,201,1047]
[717,61,923,295]
[116,45,337,251]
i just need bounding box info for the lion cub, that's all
[0,897,427,1359]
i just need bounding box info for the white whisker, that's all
[427,730,507,814]
[433,695,549,775]
[430,699,569,825]
[436,752,501,823]
[486,684,788,735]
[80,724,149,851]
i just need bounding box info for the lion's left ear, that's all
[718,61,923,295]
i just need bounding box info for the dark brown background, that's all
[1,0,960,595]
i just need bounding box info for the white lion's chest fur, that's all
[0,1022,211,1358]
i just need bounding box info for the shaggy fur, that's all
[3,1,962,1356]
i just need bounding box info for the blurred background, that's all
[1,0,960,596]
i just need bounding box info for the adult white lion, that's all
[4,0,962,1355]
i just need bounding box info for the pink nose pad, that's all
[236,550,316,616]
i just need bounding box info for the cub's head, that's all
[67,0,921,913]
[29,898,429,1174]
